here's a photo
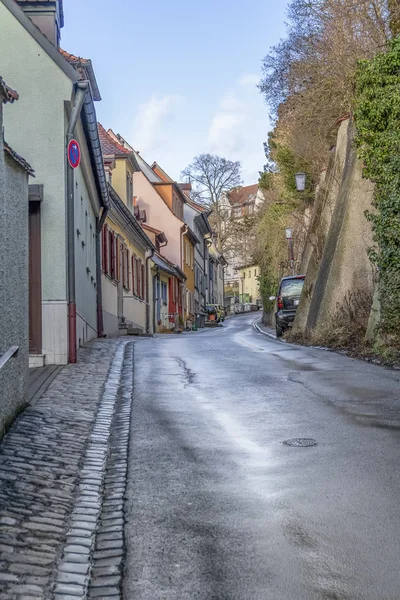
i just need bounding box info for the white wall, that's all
[134,172,182,267]
[1,3,71,302]
[0,3,73,364]
[102,276,118,336]
[73,119,101,347]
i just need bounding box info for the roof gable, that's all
[98,123,131,157]
[228,184,259,206]
[60,49,101,101]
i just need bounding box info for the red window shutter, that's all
[141,263,145,300]
[136,257,140,297]
[131,254,135,293]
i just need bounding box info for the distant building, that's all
[221,184,264,291]
[237,264,261,305]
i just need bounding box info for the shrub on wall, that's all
[355,37,400,345]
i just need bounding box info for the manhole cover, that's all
[283,438,317,447]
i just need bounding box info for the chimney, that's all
[16,0,64,48]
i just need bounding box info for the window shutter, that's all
[141,263,145,300]
[102,226,107,273]
[131,254,136,295]
[122,243,125,288]
[126,249,130,289]
[108,230,113,277]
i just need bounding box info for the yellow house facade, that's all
[182,226,199,326]
[237,265,261,304]
[98,124,154,334]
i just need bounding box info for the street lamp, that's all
[295,172,306,192]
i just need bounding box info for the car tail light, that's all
[278,295,283,309]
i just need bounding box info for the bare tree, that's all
[181,154,242,251]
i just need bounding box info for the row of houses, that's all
[0,0,225,411]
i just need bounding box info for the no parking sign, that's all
[67,139,81,169]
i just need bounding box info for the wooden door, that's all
[29,202,42,354]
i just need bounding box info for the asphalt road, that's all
[124,314,400,600]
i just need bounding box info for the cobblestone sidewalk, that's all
[0,338,134,599]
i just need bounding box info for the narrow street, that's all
[124,315,400,600]
[1,316,400,599]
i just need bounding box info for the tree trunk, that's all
[389,0,400,37]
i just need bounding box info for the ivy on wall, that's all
[355,37,400,343]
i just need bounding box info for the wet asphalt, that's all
[123,314,400,600]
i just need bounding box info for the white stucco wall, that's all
[102,276,118,336]
[73,118,102,347]
[134,172,182,267]
[0,3,72,302]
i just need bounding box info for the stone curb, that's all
[87,342,134,599]
[52,342,129,599]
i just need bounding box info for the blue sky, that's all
[62,0,289,185]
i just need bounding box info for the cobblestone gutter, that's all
[0,339,134,599]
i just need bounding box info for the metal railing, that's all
[0,346,19,371]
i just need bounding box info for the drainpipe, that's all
[181,225,188,325]
[66,81,89,363]
[145,249,155,334]
[153,269,160,334]
[96,207,109,337]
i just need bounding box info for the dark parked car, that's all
[270,275,305,337]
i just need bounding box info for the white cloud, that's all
[133,94,184,154]
[207,74,269,184]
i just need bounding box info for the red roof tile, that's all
[228,184,259,206]
[59,48,90,64]
[98,123,131,157]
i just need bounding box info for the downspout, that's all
[96,207,109,337]
[66,81,89,364]
[145,249,155,334]
[181,225,188,325]
[153,268,159,334]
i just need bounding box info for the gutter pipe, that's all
[145,249,155,334]
[96,207,109,337]
[66,81,88,364]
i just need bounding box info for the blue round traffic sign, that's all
[68,139,81,169]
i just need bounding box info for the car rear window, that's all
[280,278,304,297]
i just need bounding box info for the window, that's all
[126,249,130,289]
[254,269,257,277]
[248,271,251,278]
[136,258,140,297]
[131,254,137,295]
[108,230,115,279]
[141,263,145,300]
[126,173,133,211]
[161,282,167,305]
[101,226,107,272]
